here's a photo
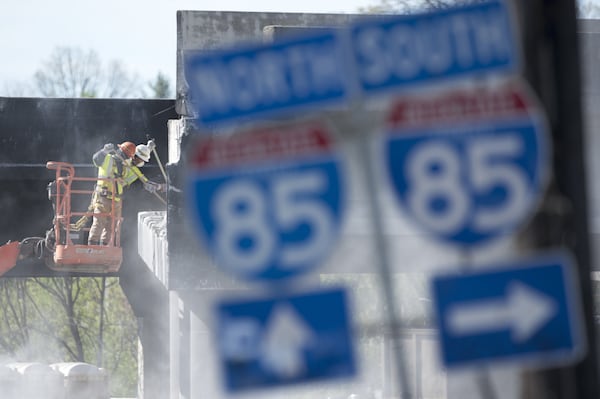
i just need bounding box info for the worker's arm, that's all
[125,165,166,193]
[131,166,149,184]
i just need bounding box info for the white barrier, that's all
[0,364,20,399]
[51,362,109,399]
[7,362,64,399]
[138,211,168,286]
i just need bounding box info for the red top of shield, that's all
[191,122,333,169]
[387,82,530,129]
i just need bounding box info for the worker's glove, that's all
[103,143,116,152]
[147,139,156,152]
[144,181,160,194]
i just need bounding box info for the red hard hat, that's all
[118,141,136,159]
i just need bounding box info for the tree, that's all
[0,276,138,395]
[33,46,143,98]
[359,0,415,14]
[578,0,600,18]
[104,60,144,98]
[359,0,477,14]
[147,72,173,98]
[0,279,30,357]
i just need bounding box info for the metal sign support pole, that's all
[460,250,499,399]
[354,116,413,399]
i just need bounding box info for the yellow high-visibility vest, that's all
[96,155,149,200]
[96,154,124,199]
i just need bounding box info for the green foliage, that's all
[0,279,29,357]
[359,0,484,14]
[147,72,173,98]
[0,277,138,396]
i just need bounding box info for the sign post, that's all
[179,0,595,395]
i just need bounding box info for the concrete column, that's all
[180,301,191,399]
[170,290,192,399]
[190,311,218,399]
[170,291,182,399]
[136,314,170,399]
[137,322,144,399]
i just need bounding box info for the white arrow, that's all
[447,281,558,342]
[260,302,314,379]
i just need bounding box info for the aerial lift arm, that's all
[0,241,20,275]
[0,235,47,276]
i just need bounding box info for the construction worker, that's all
[123,141,161,189]
[87,140,164,246]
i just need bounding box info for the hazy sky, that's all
[0,0,371,95]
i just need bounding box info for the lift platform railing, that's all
[46,161,122,248]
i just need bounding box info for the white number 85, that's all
[212,170,335,274]
[405,133,529,235]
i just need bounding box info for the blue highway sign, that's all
[184,29,349,126]
[351,0,519,95]
[185,121,346,281]
[216,287,356,391]
[383,81,549,246]
[431,251,585,369]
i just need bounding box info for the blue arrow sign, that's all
[350,0,519,95]
[185,122,346,281]
[216,288,356,391]
[184,29,349,126]
[431,252,585,369]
